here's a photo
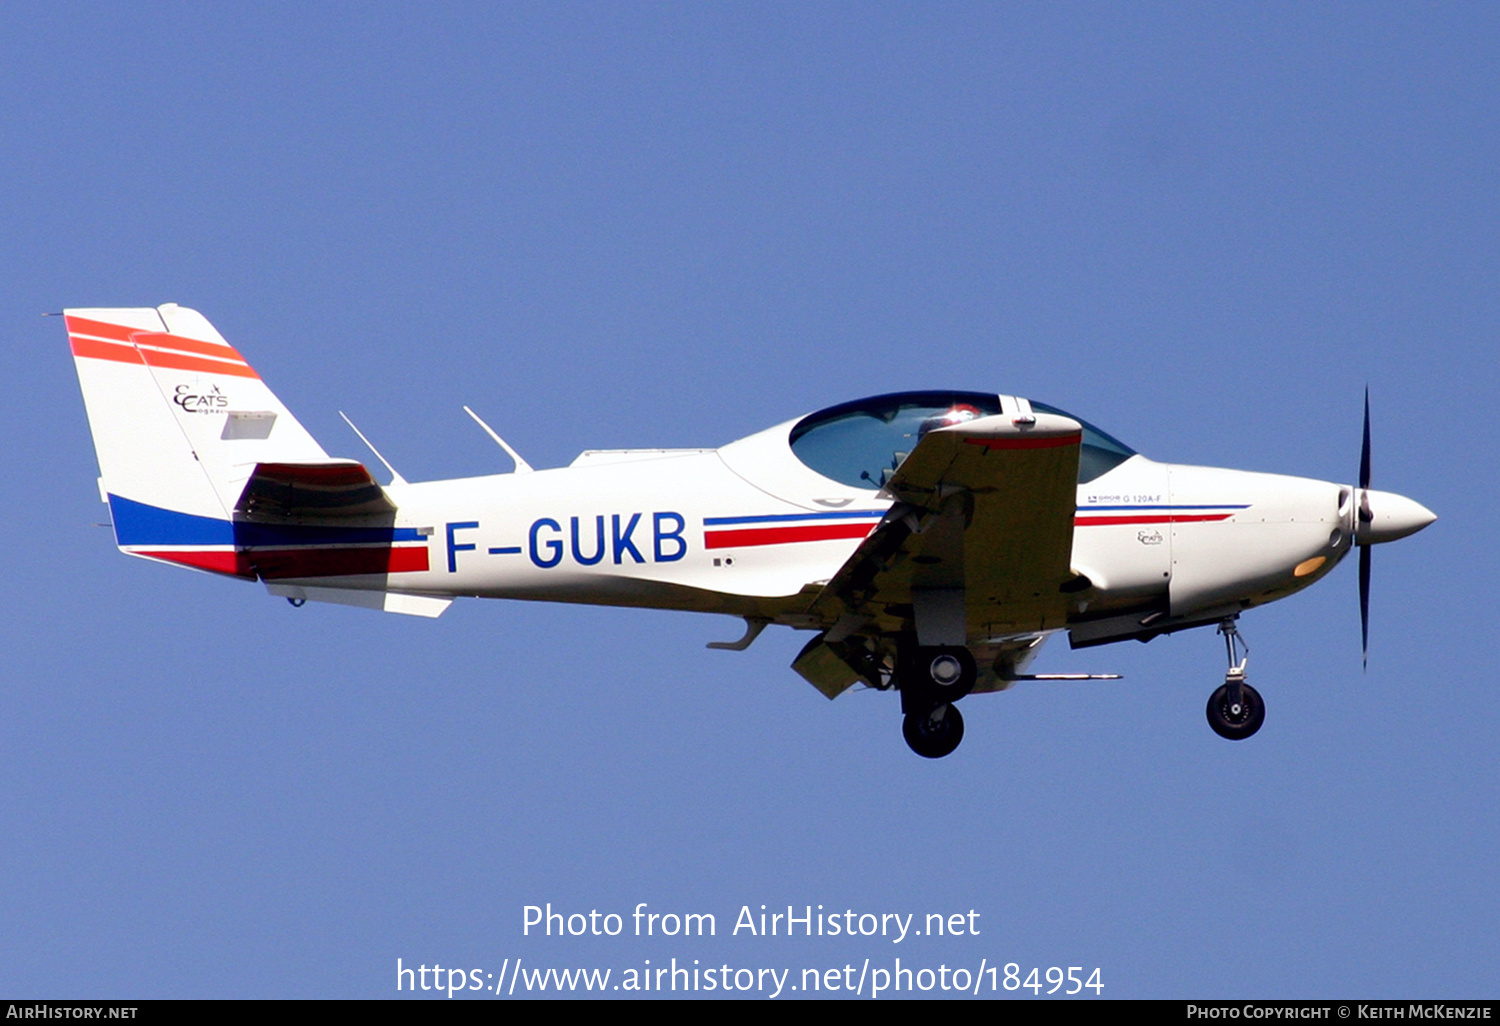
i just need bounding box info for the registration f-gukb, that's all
[65,305,1435,757]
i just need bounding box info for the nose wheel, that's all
[1207,675,1265,740]
[1207,619,1264,740]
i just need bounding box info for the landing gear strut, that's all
[898,644,977,758]
[1206,618,1264,740]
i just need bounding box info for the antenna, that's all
[338,411,408,486]
[463,406,534,473]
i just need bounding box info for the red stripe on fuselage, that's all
[1074,513,1234,526]
[704,522,876,550]
[134,546,428,579]
[252,546,429,579]
[135,549,255,578]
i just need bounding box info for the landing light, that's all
[1293,556,1327,578]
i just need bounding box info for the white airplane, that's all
[64,304,1436,757]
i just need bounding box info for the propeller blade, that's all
[1359,387,1372,491]
[1358,388,1372,670]
[1358,387,1373,526]
[1359,543,1370,670]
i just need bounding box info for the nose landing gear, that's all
[1206,618,1264,740]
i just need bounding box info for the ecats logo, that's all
[173,383,229,413]
[1137,529,1163,546]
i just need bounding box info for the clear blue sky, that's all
[3,3,1494,998]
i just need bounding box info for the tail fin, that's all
[67,305,443,611]
[67,304,330,574]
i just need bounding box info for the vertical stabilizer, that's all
[66,304,329,573]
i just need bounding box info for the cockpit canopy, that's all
[788,391,1136,489]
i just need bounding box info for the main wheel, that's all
[902,703,965,758]
[1206,682,1265,740]
[904,646,977,703]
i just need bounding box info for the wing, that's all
[794,411,1082,697]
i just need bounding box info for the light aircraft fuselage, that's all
[66,305,1434,756]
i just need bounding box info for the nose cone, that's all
[1356,489,1437,545]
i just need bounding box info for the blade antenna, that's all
[339,411,408,486]
[463,406,534,473]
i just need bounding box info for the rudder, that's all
[66,304,329,574]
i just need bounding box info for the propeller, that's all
[1358,388,1372,669]
[1349,390,1436,669]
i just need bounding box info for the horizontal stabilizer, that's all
[236,461,396,521]
[265,583,451,618]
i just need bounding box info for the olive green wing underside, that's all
[809,412,1083,642]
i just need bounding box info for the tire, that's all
[1206,682,1265,740]
[902,703,965,758]
[905,646,977,704]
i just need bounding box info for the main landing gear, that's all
[1206,618,1264,740]
[899,645,976,759]
[903,703,965,759]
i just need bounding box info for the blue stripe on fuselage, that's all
[703,510,886,526]
[107,494,423,548]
